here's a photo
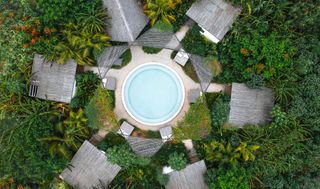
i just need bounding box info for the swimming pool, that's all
[122,63,185,126]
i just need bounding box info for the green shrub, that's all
[40,108,90,160]
[203,141,259,165]
[107,144,150,169]
[218,32,295,83]
[174,97,212,141]
[167,152,187,171]
[36,0,100,25]
[156,170,169,186]
[112,49,132,69]
[142,46,162,54]
[289,74,320,131]
[152,142,188,166]
[205,165,250,189]
[172,0,195,32]
[70,71,101,109]
[245,73,266,89]
[241,119,309,183]
[211,95,230,130]
[181,25,217,57]
[0,101,67,186]
[270,105,289,127]
[85,87,119,130]
[97,132,127,151]
[120,49,132,66]
[182,61,199,82]
[48,7,110,65]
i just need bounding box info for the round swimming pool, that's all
[122,63,185,126]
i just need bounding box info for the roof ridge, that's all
[115,0,134,41]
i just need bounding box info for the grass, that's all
[170,51,199,82]
[183,61,199,82]
[142,46,162,54]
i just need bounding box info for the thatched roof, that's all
[228,83,275,127]
[60,141,121,189]
[166,160,208,189]
[102,0,149,42]
[127,136,165,157]
[29,54,76,103]
[186,0,241,41]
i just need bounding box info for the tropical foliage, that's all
[1,0,320,188]
[50,7,110,65]
[174,97,212,141]
[107,144,150,169]
[205,165,250,189]
[40,108,90,159]
[70,71,101,109]
[167,152,187,171]
[143,0,183,26]
[85,87,119,130]
[203,141,259,165]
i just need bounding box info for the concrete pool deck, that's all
[85,46,224,131]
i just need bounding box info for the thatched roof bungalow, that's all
[228,83,275,127]
[166,160,208,189]
[186,0,241,43]
[29,54,77,103]
[102,0,149,42]
[60,140,121,189]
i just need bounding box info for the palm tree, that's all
[144,0,182,26]
[51,7,110,65]
[40,109,89,159]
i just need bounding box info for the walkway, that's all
[106,46,200,131]
[84,20,225,131]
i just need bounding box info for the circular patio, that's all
[105,46,200,131]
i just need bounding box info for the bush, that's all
[49,6,110,65]
[203,140,259,165]
[142,46,162,54]
[152,142,188,166]
[218,32,295,83]
[172,0,195,32]
[120,49,132,66]
[167,152,187,171]
[107,144,150,169]
[70,71,101,109]
[211,94,230,130]
[85,87,119,130]
[182,61,199,82]
[181,25,217,57]
[36,0,100,25]
[289,74,320,131]
[156,170,169,186]
[241,119,309,185]
[97,132,127,151]
[174,97,212,141]
[205,165,250,189]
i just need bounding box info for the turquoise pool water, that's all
[122,63,185,125]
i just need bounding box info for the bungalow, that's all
[186,0,241,43]
[28,54,77,103]
[60,140,121,189]
[102,0,149,42]
[228,83,275,127]
[165,160,208,189]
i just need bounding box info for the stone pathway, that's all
[182,139,200,163]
